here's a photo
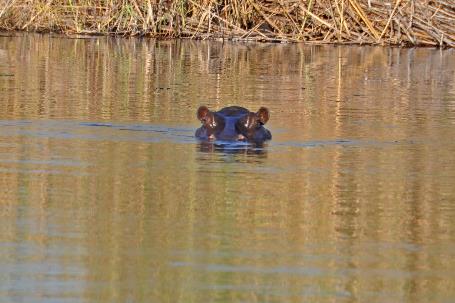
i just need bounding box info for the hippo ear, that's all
[256,107,269,125]
[197,106,211,122]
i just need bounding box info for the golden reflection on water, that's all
[1,33,455,302]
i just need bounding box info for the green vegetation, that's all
[0,0,454,47]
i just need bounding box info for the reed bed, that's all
[0,0,454,47]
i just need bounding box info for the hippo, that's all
[195,105,271,142]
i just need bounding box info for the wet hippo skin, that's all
[195,105,272,142]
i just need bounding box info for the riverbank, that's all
[0,0,454,47]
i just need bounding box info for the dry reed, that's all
[0,0,454,47]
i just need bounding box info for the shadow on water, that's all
[0,120,196,143]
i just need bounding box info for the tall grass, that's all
[0,0,454,47]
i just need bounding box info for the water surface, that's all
[1,34,455,302]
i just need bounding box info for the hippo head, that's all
[234,108,271,142]
[195,105,271,142]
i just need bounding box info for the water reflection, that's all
[198,140,267,156]
[0,33,455,303]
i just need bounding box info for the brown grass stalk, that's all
[0,0,453,47]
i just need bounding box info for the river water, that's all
[1,33,455,302]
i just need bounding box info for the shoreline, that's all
[0,31,449,49]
